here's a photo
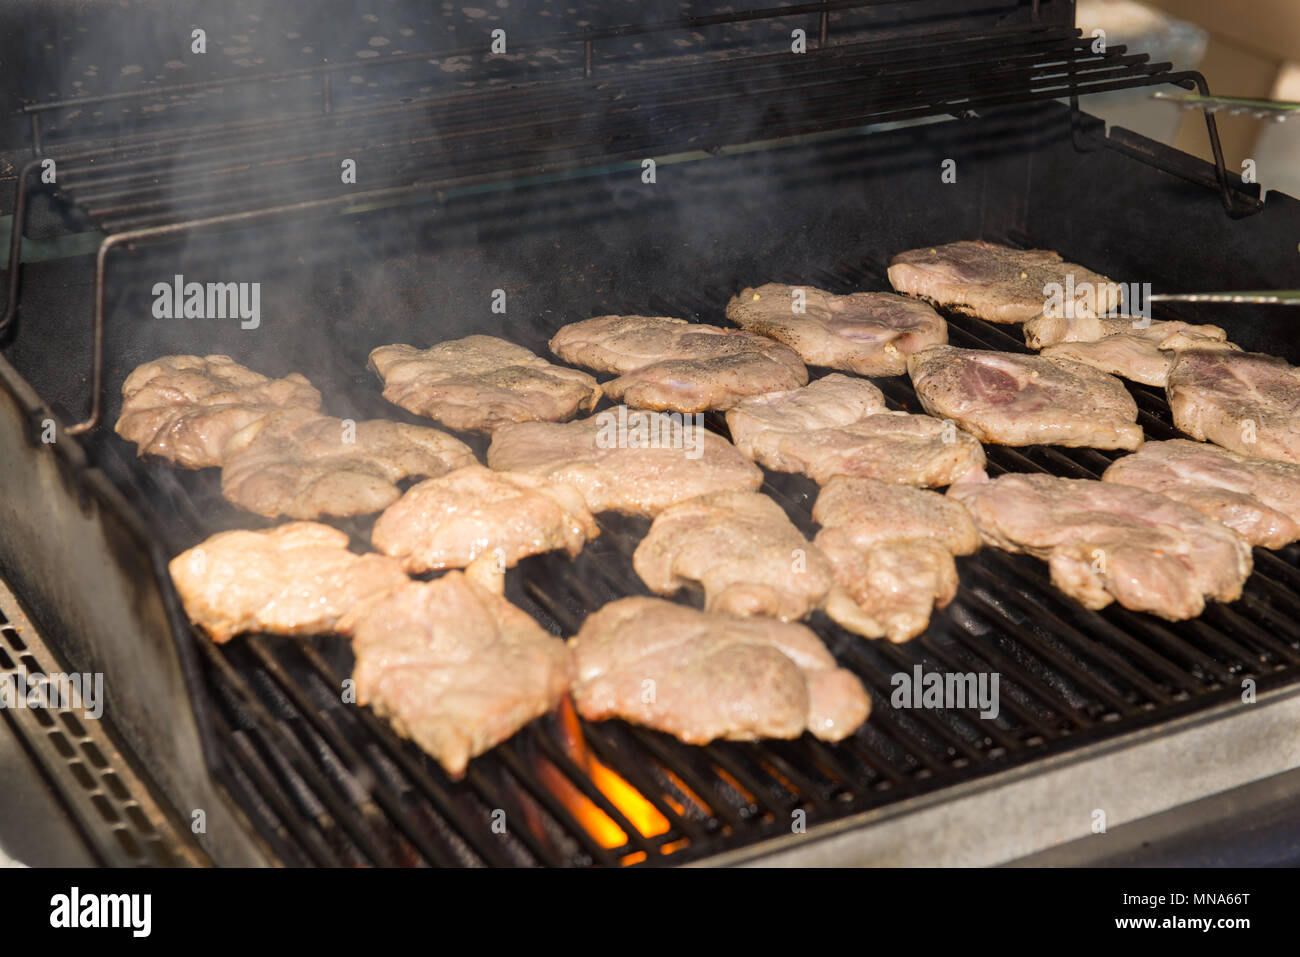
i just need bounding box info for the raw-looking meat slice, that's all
[812,477,980,641]
[221,408,477,519]
[115,354,321,468]
[547,314,807,411]
[908,345,1142,450]
[1102,439,1300,548]
[1023,312,1230,351]
[1167,350,1300,465]
[725,374,986,486]
[340,574,571,779]
[371,464,599,575]
[486,410,763,516]
[570,596,870,744]
[888,240,1120,324]
[368,335,601,433]
[948,472,1251,620]
[632,490,882,637]
[169,522,407,643]
[724,283,946,376]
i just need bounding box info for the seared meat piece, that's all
[1103,439,1300,548]
[570,596,870,744]
[115,354,321,468]
[341,574,570,778]
[724,283,946,376]
[949,473,1251,620]
[547,315,807,411]
[371,464,599,575]
[1023,313,1230,351]
[221,409,477,519]
[725,374,986,486]
[169,522,407,643]
[908,345,1142,450]
[1167,350,1300,465]
[1043,328,1240,388]
[888,240,1120,324]
[486,411,763,516]
[368,335,601,433]
[633,490,882,637]
[812,477,979,641]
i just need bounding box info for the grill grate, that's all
[115,248,1300,867]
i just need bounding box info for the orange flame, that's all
[553,698,671,852]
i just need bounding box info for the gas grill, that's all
[2,0,1299,867]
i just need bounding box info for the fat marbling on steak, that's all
[725,373,986,486]
[948,472,1251,620]
[1167,350,1300,465]
[368,335,601,433]
[569,596,870,744]
[724,283,946,376]
[888,240,1120,324]
[632,489,882,637]
[220,408,477,519]
[340,573,571,779]
[169,522,408,643]
[486,410,763,516]
[547,314,807,411]
[812,477,980,641]
[115,354,321,468]
[371,464,599,575]
[907,345,1142,449]
[1103,439,1300,548]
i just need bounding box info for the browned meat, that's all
[812,477,980,641]
[1042,331,1240,388]
[547,315,807,411]
[724,283,946,376]
[1102,439,1300,548]
[341,573,570,778]
[888,240,1120,324]
[115,354,321,468]
[1167,350,1300,465]
[908,345,1142,450]
[221,409,477,519]
[725,374,986,486]
[371,464,599,575]
[368,335,601,433]
[486,411,763,516]
[570,596,870,744]
[169,522,407,643]
[632,490,882,637]
[1023,313,1230,351]
[948,473,1251,620]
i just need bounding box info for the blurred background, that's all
[1076,0,1300,199]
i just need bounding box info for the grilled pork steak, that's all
[570,596,870,744]
[1167,350,1300,465]
[888,240,1120,324]
[115,354,321,469]
[1103,439,1300,548]
[220,408,477,519]
[908,345,1142,449]
[547,314,807,411]
[725,373,986,486]
[169,522,407,643]
[724,283,946,376]
[369,335,601,433]
[633,490,882,637]
[1040,320,1240,388]
[341,573,571,779]
[812,477,980,641]
[1023,313,1230,351]
[486,411,763,516]
[371,464,599,575]
[949,473,1252,620]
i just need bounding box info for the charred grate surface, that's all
[97,244,1300,867]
